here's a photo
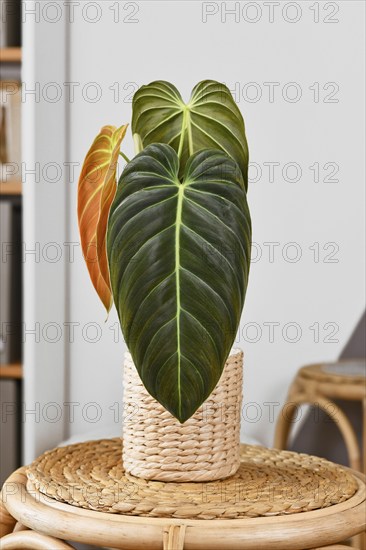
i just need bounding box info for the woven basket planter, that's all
[122,349,243,482]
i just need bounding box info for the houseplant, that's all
[78,80,251,480]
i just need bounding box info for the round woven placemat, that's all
[26,439,358,520]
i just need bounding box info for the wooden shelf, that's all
[0,180,22,195]
[0,47,22,63]
[0,363,22,379]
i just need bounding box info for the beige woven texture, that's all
[26,439,358,520]
[122,349,243,481]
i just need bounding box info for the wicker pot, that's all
[122,349,243,482]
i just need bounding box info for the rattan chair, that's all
[274,360,366,473]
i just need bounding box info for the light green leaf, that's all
[132,80,249,190]
[107,144,251,422]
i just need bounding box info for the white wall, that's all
[24,1,366,457]
[22,1,68,463]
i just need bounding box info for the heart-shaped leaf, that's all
[78,124,128,312]
[107,144,251,422]
[132,80,249,189]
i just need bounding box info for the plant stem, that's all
[133,133,143,155]
[119,151,130,163]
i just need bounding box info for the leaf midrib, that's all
[177,105,193,160]
[175,183,185,418]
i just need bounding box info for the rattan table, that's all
[1,439,365,550]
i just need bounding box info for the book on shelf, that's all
[0,80,21,184]
[0,0,21,48]
[0,377,21,485]
[0,196,22,365]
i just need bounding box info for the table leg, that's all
[13,522,29,532]
[362,398,366,474]
[351,532,364,550]
[163,525,186,550]
[0,492,16,537]
[274,395,361,471]
[0,531,75,549]
[274,399,299,449]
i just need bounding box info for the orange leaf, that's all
[78,124,128,312]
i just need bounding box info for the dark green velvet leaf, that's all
[107,144,251,422]
[132,80,249,190]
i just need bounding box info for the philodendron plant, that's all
[78,80,251,422]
